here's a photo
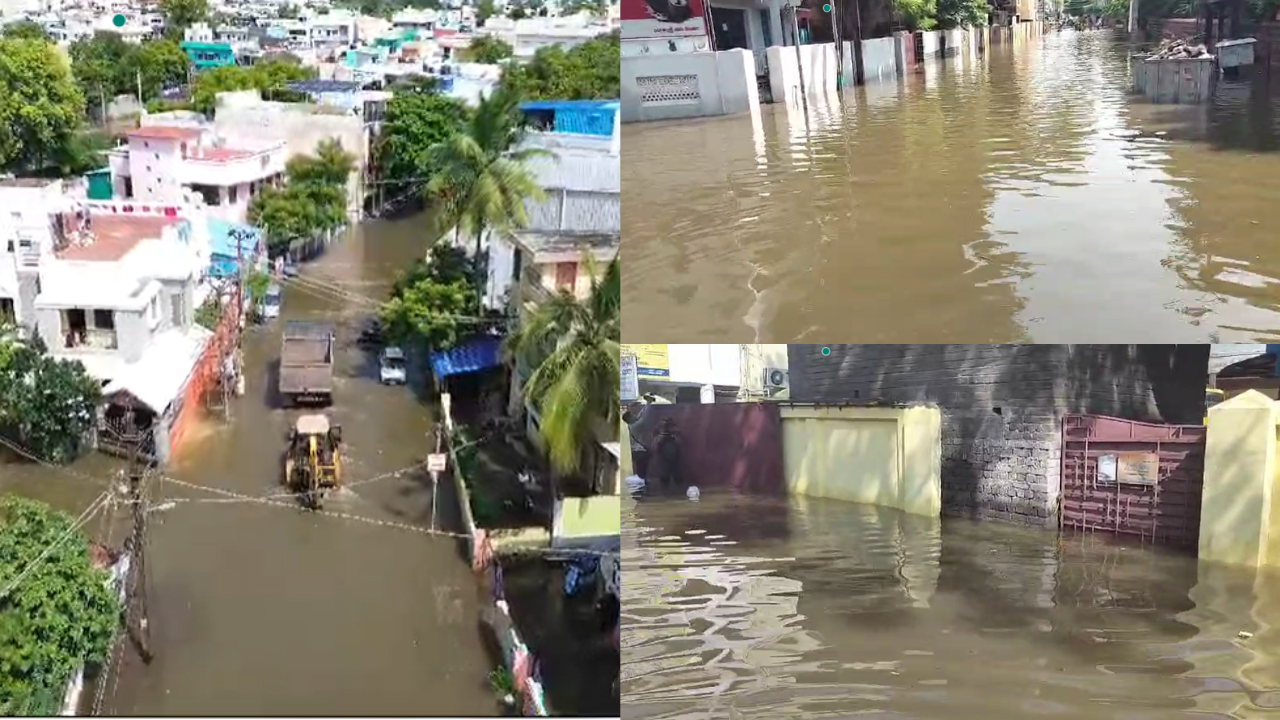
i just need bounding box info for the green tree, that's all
[936,0,987,26]
[478,0,497,22]
[376,91,470,196]
[462,35,513,63]
[0,38,86,175]
[891,0,938,29]
[379,276,473,349]
[129,39,190,101]
[506,256,619,475]
[249,140,352,254]
[387,73,442,93]
[499,32,619,100]
[0,496,120,714]
[189,59,313,115]
[1,21,49,41]
[160,0,210,36]
[380,244,477,349]
[425,88,546,299]
[69,32,134,113]
[0,344,101,463]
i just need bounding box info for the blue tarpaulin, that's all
[429,336,502,379]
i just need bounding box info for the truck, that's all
[280,321,336,407]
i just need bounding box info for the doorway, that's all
[711,6,749,51]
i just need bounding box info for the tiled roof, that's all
[127,126,203,141]
[59,216,181,261]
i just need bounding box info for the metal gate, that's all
[1059,414,1206,548]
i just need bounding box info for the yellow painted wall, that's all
[1201,390,1280,567]
[780,405,941,517]
[620,419,633,477]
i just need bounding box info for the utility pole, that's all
[786,3,809,114]
[849,0,865,85]
[1126,0,1137,35]
[122,406,154,664]
[429,425,443,532]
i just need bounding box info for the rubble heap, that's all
[1138,38,1212,60]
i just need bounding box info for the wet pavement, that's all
[0,215,500,715]
[622,490,1280,719]
[622,30,1280,343]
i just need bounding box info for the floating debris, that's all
[1138,38,1211,60]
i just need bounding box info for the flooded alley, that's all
[623,31,1280,343]
[0,216,500,715]
[622,490,1280,720]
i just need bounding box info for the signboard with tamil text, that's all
[621,0,708,41]
[621,354,639,402]
[621,344,669,378]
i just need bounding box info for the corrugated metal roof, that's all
[1210,344,1268,374]
[524,149,619,194]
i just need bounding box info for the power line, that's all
[276,272,511,324]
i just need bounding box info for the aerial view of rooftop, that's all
[0,0,620,714]
[620,0,1280,343]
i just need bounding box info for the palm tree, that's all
[506,255,620,478]
[425,87,548,301]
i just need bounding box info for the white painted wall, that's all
[620,49,759,123]
[127,137,185,203]
[768,42,839,106]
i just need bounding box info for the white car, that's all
[379,346,407,385]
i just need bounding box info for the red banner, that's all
[620,0,708,41]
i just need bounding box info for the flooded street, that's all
[623,490,1280,719]
[623,31,1280,343]
[0,216,499,715]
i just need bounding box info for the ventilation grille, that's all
[637,74,700,106]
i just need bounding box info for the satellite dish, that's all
[769,369,786,386]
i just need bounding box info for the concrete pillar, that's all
[768,0,785,47]
[1200,390,1280,567]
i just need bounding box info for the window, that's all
[229,185,238,204]
[170,295,183,326]
[92,309,114,329]
[554,261,577,291]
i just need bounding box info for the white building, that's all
[30,212,216,462]
[0,177,81,328]
[479,13,612,59]
[621,344,790,402]
[484,102,620,312]
[106,125,288,224]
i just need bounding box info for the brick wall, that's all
[787,345,1209,525]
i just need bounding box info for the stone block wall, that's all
[787,345,1209,526]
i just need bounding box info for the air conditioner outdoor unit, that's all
[763,367,789,391]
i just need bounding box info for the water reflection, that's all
[622,490,1280,719]
[623,31,1280,343]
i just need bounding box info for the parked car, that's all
[379,346,406,385]
[261,283,282,320]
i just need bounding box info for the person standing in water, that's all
[650,418,683,490]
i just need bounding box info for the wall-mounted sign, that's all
[621,0,708,41]
[1117,452,1159,485]
[621,354,639,402]
[621,344,669,378]
[1098,454,1118,484]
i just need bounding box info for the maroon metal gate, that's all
[1059,414,1207,548]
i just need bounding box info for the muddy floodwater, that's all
[622,30,1280,343]
[0,216,500,715]
[622,490,1280,719]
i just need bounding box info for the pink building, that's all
[107,126,288,224]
